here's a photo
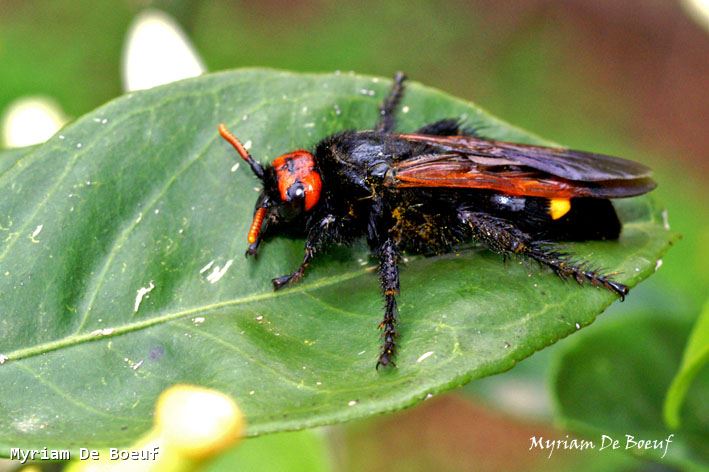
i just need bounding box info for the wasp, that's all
[218,72,656,369]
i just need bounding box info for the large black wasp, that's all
[218,73,655,369]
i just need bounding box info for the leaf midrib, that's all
[2,213,662,364]
[2,269,368,363]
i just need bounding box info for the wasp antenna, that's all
[248,206,267,245]
[218,123,265,180]
[244,205,268,257]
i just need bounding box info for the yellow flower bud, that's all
[155,384,245,460]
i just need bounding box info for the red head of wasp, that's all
[218,72,656,369]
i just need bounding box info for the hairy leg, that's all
[375,72,406,133]
[458,210,628,299]
[416,118,463,135]
[376,238,401,369]
[272,214,340,290]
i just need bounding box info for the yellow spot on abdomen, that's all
[549,198,571,220]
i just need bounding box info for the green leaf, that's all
[0,69,674,453]
[205,429,331,472]
[0,145,35,177]
[551,314,708,470]
[664,300,709,429]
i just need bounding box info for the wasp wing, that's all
[397,134,653,182]
[390,134,656,198]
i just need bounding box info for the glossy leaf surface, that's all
[0,70,674,453]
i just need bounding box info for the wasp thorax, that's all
[272,151,322,211]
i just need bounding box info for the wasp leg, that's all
[375,238,400,369]
[367,198,402,368]
[415,117,488,137]
[375,72,406,133]
[416,118,463,135]
[459,211,629,299]
[271,246,315,290]
[272,214,339,290]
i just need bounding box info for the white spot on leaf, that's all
[416,351,434,363]
[134,281,155,312]
[91,328,114,337]
[206,260,233,284]
[13,415,44,433]
[200,260,215,274]
[29,224,43,243]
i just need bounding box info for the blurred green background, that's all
[1,1,707,471]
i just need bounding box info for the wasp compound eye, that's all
[273,151,322,211]
[286,182,306,202]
